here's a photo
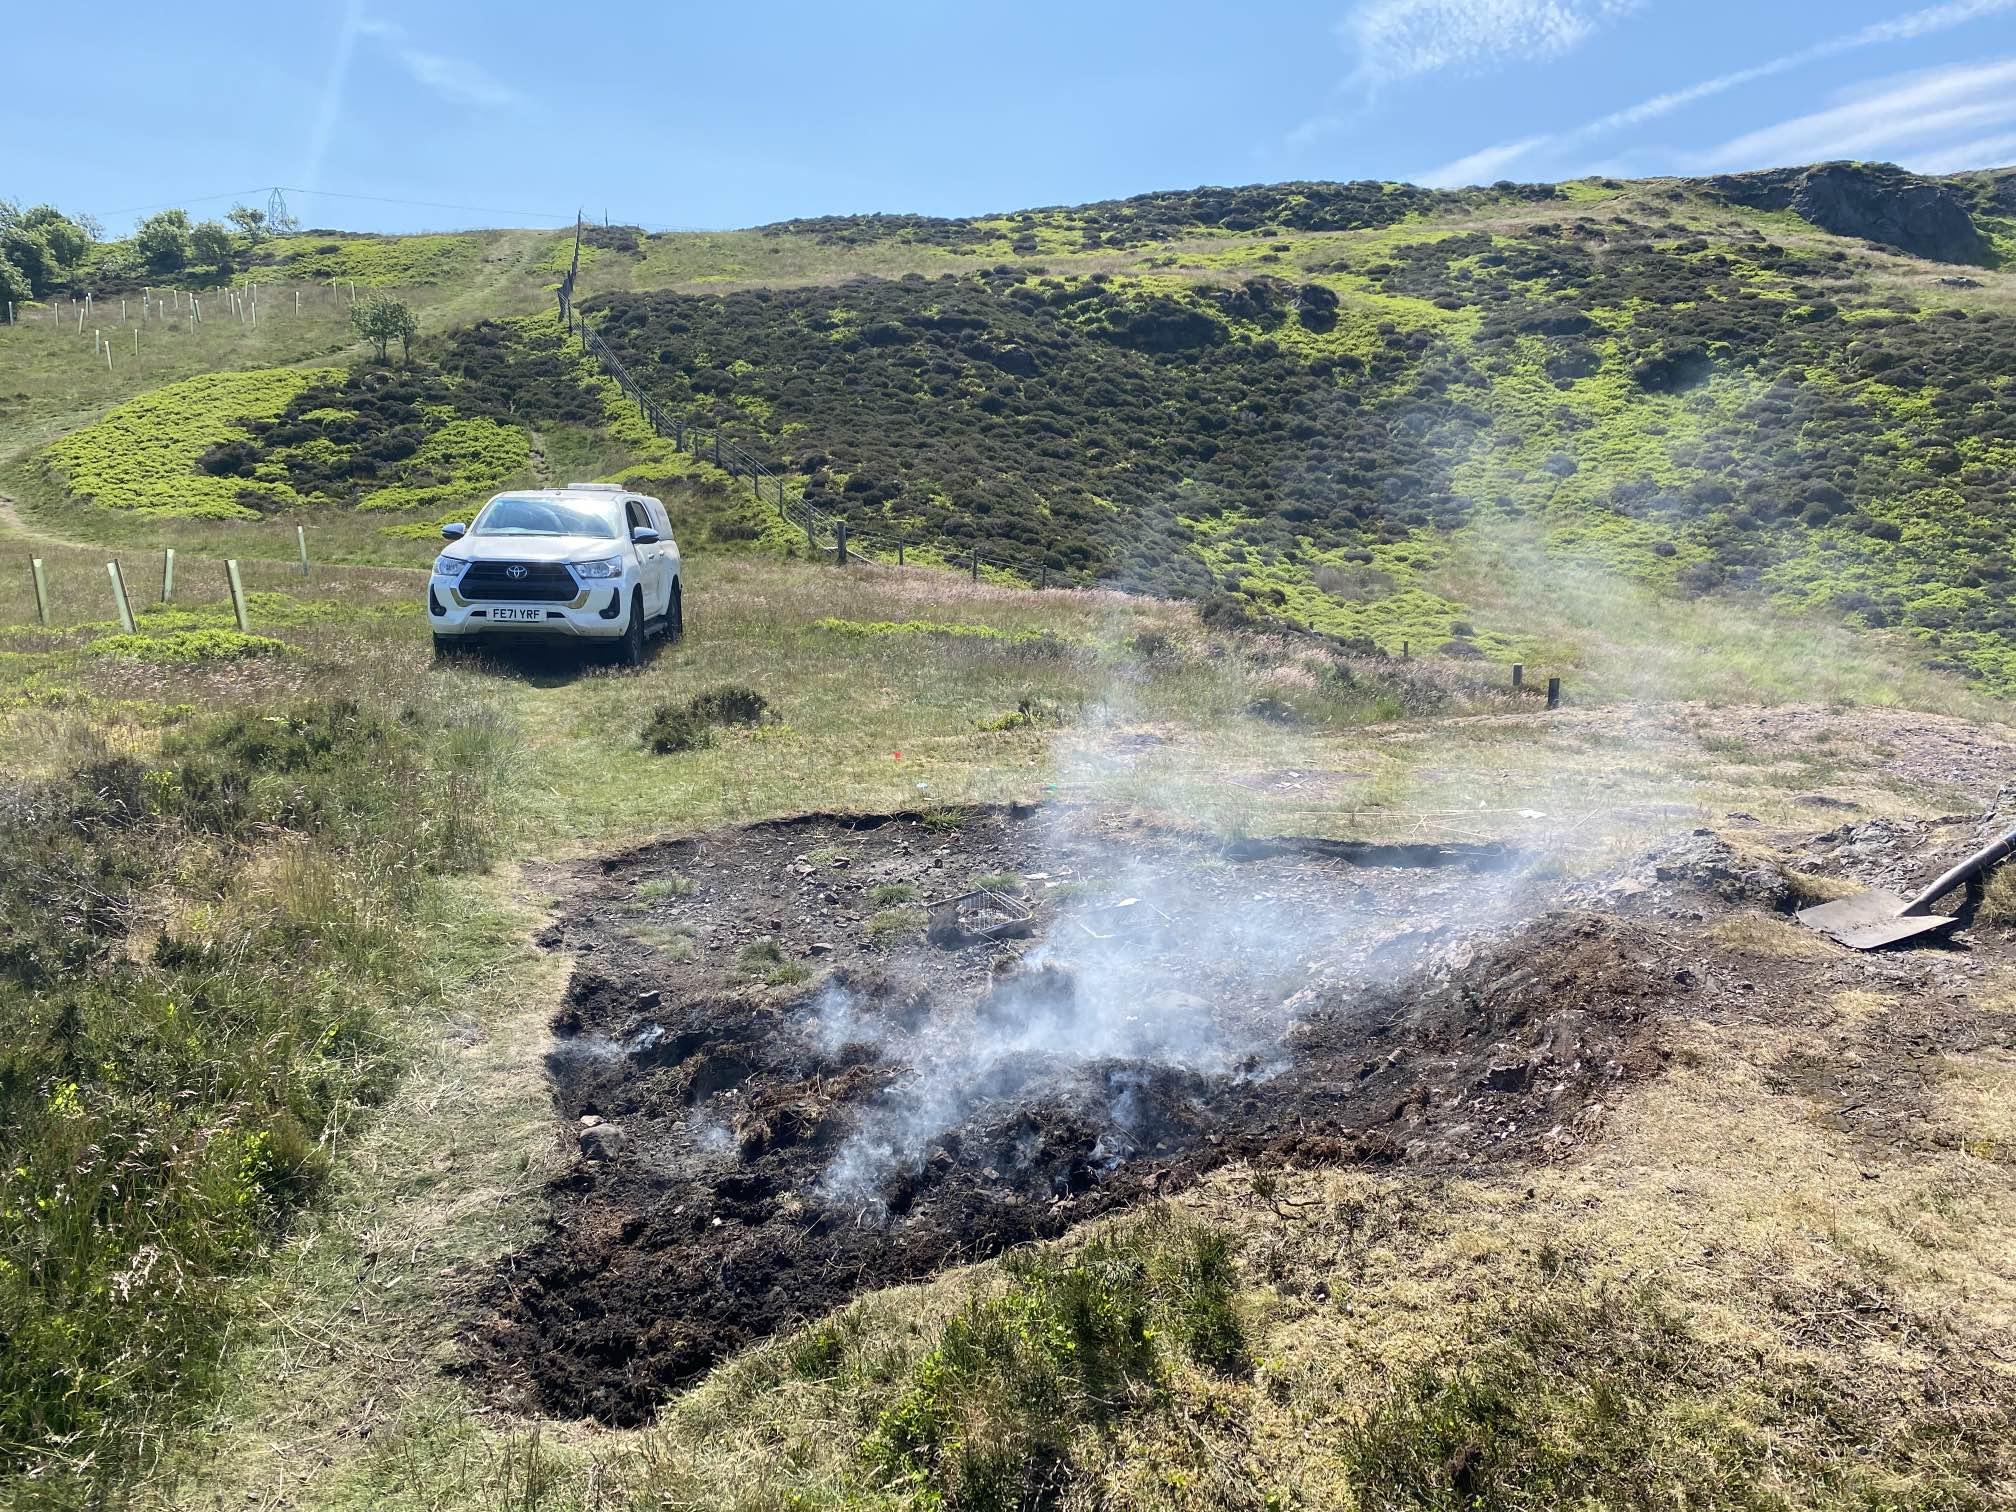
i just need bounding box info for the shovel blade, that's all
[1796,890,1958,950]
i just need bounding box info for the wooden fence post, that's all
[161,548,175,603]
[897,541,905,567]
[225,560,250,632]
[1511,662,1523,691]
[30,558,48,627]
[1546,676,1561,710]
[297,525,310,577]
[971,552,980,582]
[836,521,848,566]
[106,561,136,634]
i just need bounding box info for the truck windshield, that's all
[473,496,621,539]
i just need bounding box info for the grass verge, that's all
[0,694,508,1502]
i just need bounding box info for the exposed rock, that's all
[1707,162,1988,265]
[579,1123,626,1161]
[1651,835,1794,910]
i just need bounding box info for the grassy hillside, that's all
[0,229,568,452]
[580,178,2016,682]
[9,163,2014,691]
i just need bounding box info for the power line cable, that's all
[94,187,275,218]
[90,185,577,225]
[272,187,576,222]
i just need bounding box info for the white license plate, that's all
[490,607,546,622]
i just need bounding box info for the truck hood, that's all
[445,535,624,565]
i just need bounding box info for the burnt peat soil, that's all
[469,803,2016,1426]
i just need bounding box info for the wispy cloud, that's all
[1286,113,1349,150]
[1414,0,2016,184]
[1342,0,1642,90]
[1694,56,2016,170]
[1422,135,1554,185]
[1287,0,1642,152]
[359,18,523,108]
[300,0,366,193]
[1906,129,2016,173]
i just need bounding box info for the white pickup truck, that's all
[427,485,682,664]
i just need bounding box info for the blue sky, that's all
[6,0,2016,235]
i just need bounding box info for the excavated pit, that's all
[473,805,1696,1425]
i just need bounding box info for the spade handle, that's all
[1904,822,2016,915]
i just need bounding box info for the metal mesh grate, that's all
[460,561,579,602]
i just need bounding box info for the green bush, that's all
[685,684,772,725]
[977,696,1064,732]
[862,1212,1245,1509]
[87,629,286,663]
[642,684,777,755]
[641,703,713,755]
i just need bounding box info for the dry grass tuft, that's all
[1709,913,1841,959]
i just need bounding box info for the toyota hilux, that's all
[428,485,682,664]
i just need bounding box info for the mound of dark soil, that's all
[469,807,1695,1426]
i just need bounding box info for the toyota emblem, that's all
[506,564,529,580]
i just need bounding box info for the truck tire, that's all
[433,634,456,660]
[616,589,647,667]
[667,580,684,641]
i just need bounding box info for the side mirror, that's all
[440,522,467,540]
[631,526,661,545]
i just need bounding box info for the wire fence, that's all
[553,214,1072,586]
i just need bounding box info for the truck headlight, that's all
[432,553,470,578]
[571,557,624,580]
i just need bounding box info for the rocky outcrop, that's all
[1707,161,1989,265]
[1955,165,2016,216]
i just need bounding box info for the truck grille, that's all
[460,561,579,602]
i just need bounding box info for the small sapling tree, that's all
[227,204,268,246]
[350,295,418,362]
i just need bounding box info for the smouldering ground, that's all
[170,779,2016,1511]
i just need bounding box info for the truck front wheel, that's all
[615,589,647,667]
